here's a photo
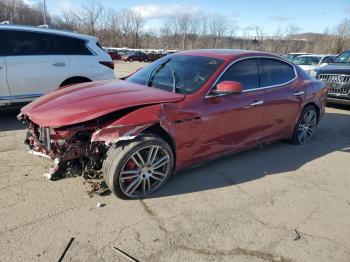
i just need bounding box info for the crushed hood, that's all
[21,80,185,127]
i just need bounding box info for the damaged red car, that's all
[18,49,328,199]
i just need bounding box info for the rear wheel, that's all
[103,135,174,199]
[290,105,318,144]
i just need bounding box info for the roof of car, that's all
[0,24,97,41]
[297,54,334,58]
[175,49,274,60]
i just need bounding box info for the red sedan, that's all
[121,51,149,62]
[19,49,327,199]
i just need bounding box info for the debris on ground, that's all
[43,172,53,180]
[85,180,111,198]
[294,229,301,241]
[96,202,106,208]
[113,246,139,262]
[58,237,75,262]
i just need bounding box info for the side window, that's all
[215,58,259,91]
[0,30,7,56]
[260,58,295,87]
[321,56,333,64]
[56,36,92,55]
[3,30,92,56]
[5,30,53,55]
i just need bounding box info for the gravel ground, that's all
[0,61,349,262]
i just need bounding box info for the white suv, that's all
[0,25,115,106]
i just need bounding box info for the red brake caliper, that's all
[125,160,137,184]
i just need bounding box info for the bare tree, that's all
[68,0,104,35]
[2,0,349,54]
[130,11,144,48]
[209,15,228,48]
[284,23,301,53]
[117,9,144,48]
[160,18,176,49]
[176,12,192,50]
[0,0,48,26]
[334,19,350,53]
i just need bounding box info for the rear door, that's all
[4,29,69,103]
[258,57,303,142]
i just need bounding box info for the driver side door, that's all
[174,58,267,167]
[201,58,266,156]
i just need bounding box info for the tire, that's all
[129,58,133,62]
[102,134,174,199]
[290,105,318,145]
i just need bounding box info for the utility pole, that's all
[43,0,47,25]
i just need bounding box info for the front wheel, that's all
[290,105,318,144]
[103,135,174,199]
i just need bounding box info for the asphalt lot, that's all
[0,61,350,262]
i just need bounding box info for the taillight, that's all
[99,61,114,70]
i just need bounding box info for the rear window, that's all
[260,58,296,87]
[0,29,92,56]
[96,42,105,51]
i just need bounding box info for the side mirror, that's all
[215,81,243,95]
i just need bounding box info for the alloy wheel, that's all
[297,109,317,144]
[119,145,171,198]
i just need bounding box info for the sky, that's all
[27,0,350,36]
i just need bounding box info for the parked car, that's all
[316,49,350,105]
[0,25,115,106]
[146,52,165,62]
[104,48,121,60]
[18,49,327,199]
[286,53,309,61]
[293,54,337,75]
[121,51,149,62]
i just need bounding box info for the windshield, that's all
[333,50,350,63]
[287,54,297,61]
[293,56,321,65]
[126,55,224,94]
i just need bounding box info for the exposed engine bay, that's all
[17,106,158,196]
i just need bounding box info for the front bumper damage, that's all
[18,113,107,184]
[17,111,152,186]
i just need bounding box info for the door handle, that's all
[52,62,66,67]
[293,91,305,96]
[244,100,264,108]
[250,100,264,106]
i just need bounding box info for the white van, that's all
[0,25,115,106]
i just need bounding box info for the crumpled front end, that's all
[17,103,165,182]
[18,113,108,181]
